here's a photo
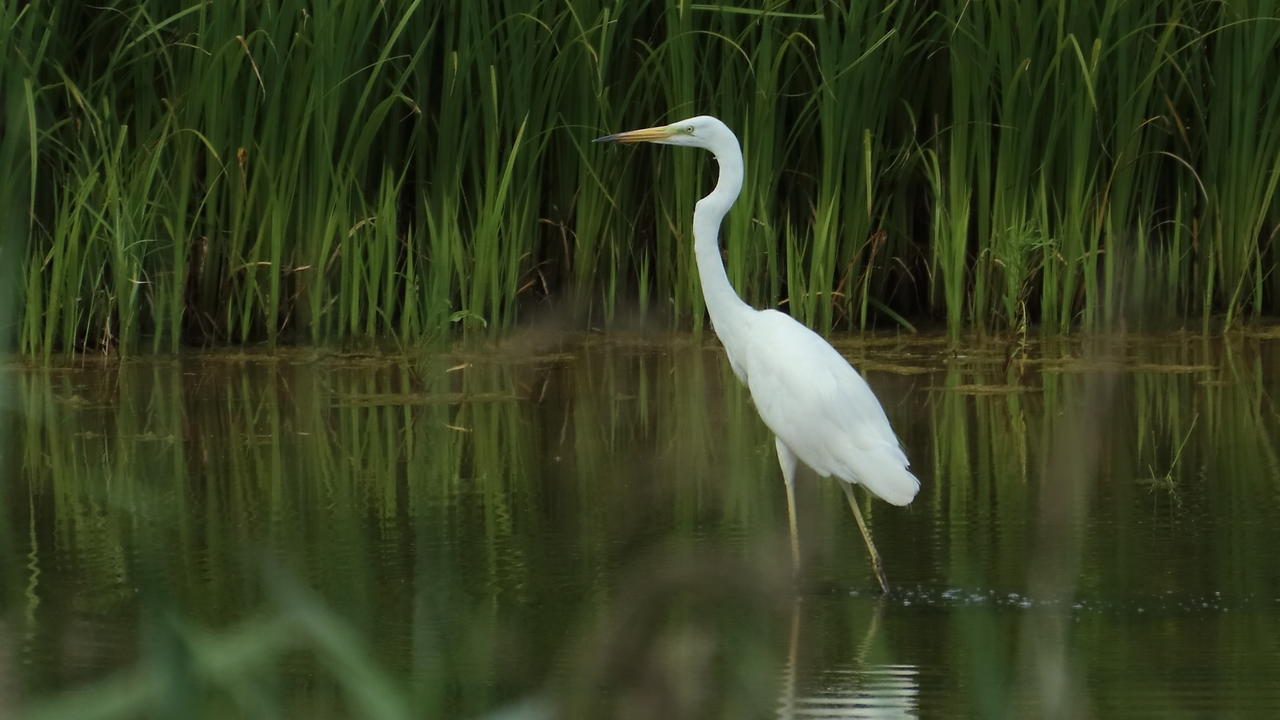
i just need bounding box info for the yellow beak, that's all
[592,125,676,143]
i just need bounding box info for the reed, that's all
[6,1,1280,353]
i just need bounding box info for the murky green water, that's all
[4,332,1280,718]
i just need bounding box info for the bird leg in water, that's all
[775,438,802,570]
[784,483,801,570]
[839,482,890,593]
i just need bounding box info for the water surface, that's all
[4,332,1280,717]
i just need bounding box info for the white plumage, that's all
[595,115,918,591]
[742,309,919,507]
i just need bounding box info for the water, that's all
[3,332,1280,718]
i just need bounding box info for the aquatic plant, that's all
[4,1,1279,354]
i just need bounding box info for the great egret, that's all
[594,116,919,592]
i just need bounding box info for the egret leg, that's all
[839,482,890,594]
[774,437,801,570]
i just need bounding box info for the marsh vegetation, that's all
[4,1,1280,354]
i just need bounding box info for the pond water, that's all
[4,331,1280,718]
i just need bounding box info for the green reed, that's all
[1201,2,1280,327]
[6,1,1280,354]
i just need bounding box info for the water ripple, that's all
[863,585,1273,614]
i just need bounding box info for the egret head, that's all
[593,115,734,152]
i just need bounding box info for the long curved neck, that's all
[693,137,754,347]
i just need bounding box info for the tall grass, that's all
[5,0,1280,354]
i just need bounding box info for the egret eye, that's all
[685,125,695,134]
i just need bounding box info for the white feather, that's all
[741,310,919,506]
[599,114,920,590]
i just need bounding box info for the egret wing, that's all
[740,311,918,505]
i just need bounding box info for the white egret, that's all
[595,116,919,592]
